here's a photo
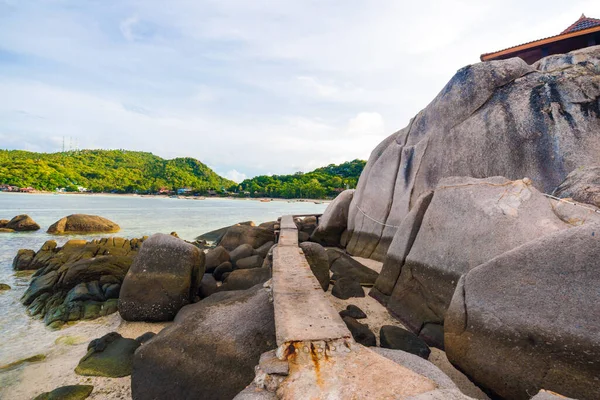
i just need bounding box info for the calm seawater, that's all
[0,193,327,364]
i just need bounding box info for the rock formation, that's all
[47,214,120,234]
[3,214,40,231]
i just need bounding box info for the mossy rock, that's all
[75,333,140,377]
[0,283,10,291]
[0,354,46,371]
[33,384,93,400]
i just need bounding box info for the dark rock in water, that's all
[22,271,59,306]
[220,268,271,292]
[103,283,120,299]
[0,227,14,232]
[6,214,40,231]
[0,354,46,371]
[213,262,233,281]
[553,165,600,207]
[196,221,255,243]
[327,249,378,285]
[198,273,219,298]
[445,223,600,400]
[380,325,431,359]
[132,284,276,400]
[235,255,264,270]
[0,219,8,228]
[218,225,275,251]
[135,332,156,345]
[299,242,330,291]
[12,249,36,270]
[310,190,354,246]
[342,316,376,347]
[32,384,94,400]
[0,283,11,291]
[230,244,255,266]
[47,214,120,234]
[339,304,367,319]
[119,233,205,322]
[331,277,364,300]
[254,241,274,259]
[205,246,230,273]
[75,332,140,377]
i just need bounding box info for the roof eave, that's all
[480,24,600,62]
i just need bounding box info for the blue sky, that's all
[1,0,599,181]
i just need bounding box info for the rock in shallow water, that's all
[33,384,94,400]
[5,214,40,231]
[47,214,120,234]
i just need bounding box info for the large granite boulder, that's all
[386,177,568,336]
[19,237,142,328]
[47,214,120,234]
[196,221,255,243]
[220,268,271,291]
[299,242,330,291]
[218,225,275,251]
[445,223,600,400]
[205,246,230,273]
[13,249,36,270]
[5,214,40,231]
[119,233,205,321]
[310,189,354,246]
[132,285,276,400]
[344,47,600,260]
[553,165,600,207]
[327,249,379,285]
[75,332,141,377]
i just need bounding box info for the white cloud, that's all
[120,16,139,42]
[223,169,247,183]
[346,112,385,137]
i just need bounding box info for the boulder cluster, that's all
[1,213,120,234]
[314,46,600,400]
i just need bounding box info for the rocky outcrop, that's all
[299,242,330,291]
[218,225,275,251]
[205,246,230,273]
[19,237,143,328]
[118,233,205,322]
[310,189,354,246]
[132,285,276,400]
[445,223,600,400]
[5,214,40,231]
[342,47,600,261]
[75,332,141,377]
[385,177,569,335]
[553,165,600,207]
[32,385,94,400]
[196,221,255,243]
[12,249,36,270]
[47,214,120,234]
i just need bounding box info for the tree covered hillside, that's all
[237,159,366,199]
[0,150,235,193]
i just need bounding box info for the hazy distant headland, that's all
[0,149,365,199]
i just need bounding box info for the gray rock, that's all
[132,285,276,400]
[445,223,600,400]
[254,241,274,259]
[328,249,379,285]
[299,242,330,291]
[75,332,140,377]
[32,384,94,400]
[12,249,36,270]
[331,277,365,300]
[6,214,40,231]
[213,262,233,281]
[198,273,218,298]
[235,255,264,270]
[342,316,376,346]
[529,390,577,400]
[218,225,275,251]
[230,244,255,266]
[205,246,230,273]
[196,221,255,243]
[339,304,367,319]
[310,189,354,246]
[259,350,289,375]
[405,389,475,400]
[118,233,205,322]
[380,325,431,359]
[387,177,567,334]
[220,268,271,291]
[345,49,600,260]
[553,165,600,207]
[21,271,58,305]
[233,385,277,400]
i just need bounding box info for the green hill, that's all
[0,149,235,193]
[236,159,366,199]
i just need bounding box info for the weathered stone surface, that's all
[380,325,431,359]
[339,304,367,319]
[299,242,330,291]
[75,332,140,377]
[371,347,457,389]
[12,249,36,270]
[220,268,271,292]
[205,246,230,273]
[198,273,218,298]
[549,197,600,226]
[235,255,264,270]
[233,385,277,400]
[119,233,204,322]
[328,249,379,285]
[529,390,577,400]
[553,165,600,207]
[370,191,433,305]
[254,241,274,259]
[230,244,255,266]
[258,350,289,375]
[6,214,40,231]
[33,385,94,400]
[22,271,59,305]
[196,221,255,243]
[331,277,364,300]
[218,225,275,251]
[213,261,233,281]
[132,285,276,400]
[345,48,600,260]
[387,177,568,333]
[445,223,600,400]
[404,389,476,400]
[47,214,119,234]
[342,316,376,347]
[311,189,354,246]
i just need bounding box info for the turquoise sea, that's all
[0,193,327,365]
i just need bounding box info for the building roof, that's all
[481,14,600,61]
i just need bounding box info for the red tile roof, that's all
[561,14,600,34]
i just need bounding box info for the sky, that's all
[1,1,599,182]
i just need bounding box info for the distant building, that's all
[177,188,192,195]
[481,14,600,64]
[158,187,171,195]
[77,186,89,192]
[56,187,66,193]
[19,187,34,193]
[207,189,217,196]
